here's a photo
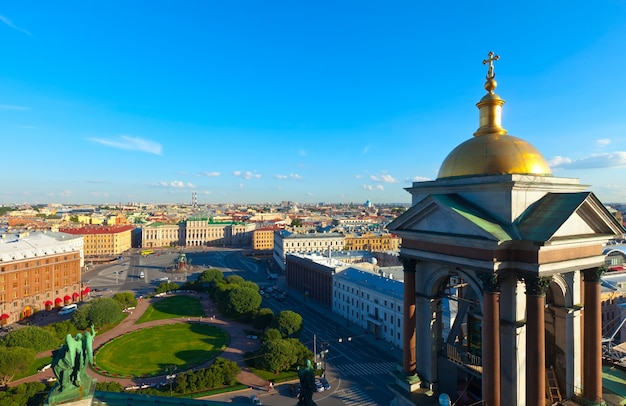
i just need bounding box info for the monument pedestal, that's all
[45,375,96,406]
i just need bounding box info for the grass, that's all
[93,323,227,377]
[249,367,298,383]
[13,356,53,381]
[136,295,204,324]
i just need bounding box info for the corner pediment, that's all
[516,192,625,242]
[388,194,513,242]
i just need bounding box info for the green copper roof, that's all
[431,194,515,241]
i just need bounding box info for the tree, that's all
[0,381,46,406]
[155,281,180,294]
[197,268,224,285]
[112,291,138,309]
[274,310,303,338]
[257,339,296,374]
[95,381,124,392]
[1,326,59,352]
[240,280,259,291]
[263,328,282,342]
[71,298,123,329]
[253,308,274,331]
[43,320,78,341]
[224,287,261,316]
[286,338,314,368]
[0,346,36,385]
[225,275,244,285]
[210,357,240,386]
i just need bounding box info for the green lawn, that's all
[137,295,205,324]
[13,356,53,381]
[93,323,228,377]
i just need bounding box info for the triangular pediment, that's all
[388,194,513,242]
[516,192,625,242]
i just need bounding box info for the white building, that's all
[333,267,404,348]
[273,230,345,270]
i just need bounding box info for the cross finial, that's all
[482,51,500,80]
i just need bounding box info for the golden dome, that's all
[437,52,552,179]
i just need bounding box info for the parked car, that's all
[59,304,78,315]
[250,395,262,405]
[319,377,331,390]
[315,380,324,392]
[246,335,258,340]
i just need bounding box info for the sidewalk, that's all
[10,293,268,390]
[278,279,403,364]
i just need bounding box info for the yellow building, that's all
[59,225,134,258]
[344,232,401,252]
[252,226,282,251]
[0,231,84,325]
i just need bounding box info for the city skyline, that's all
[2,2,626,205]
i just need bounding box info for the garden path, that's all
[9,292,268,390]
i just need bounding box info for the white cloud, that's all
[376,185,384,191]
[274,173,302,180]
[158,181,195,188]
[197,171,221,177]
[410,176,431,182]
[363,145,371,154]
[89,192,110,197]
[0,105,31,111]
[89,135,162,155]
[354,175,363,179]
[362,184,374,191]
[597,139,611,146]
[549,152,626,169]
[0,15,31,36]
[306,192,313,196]
[370,173,399,183]
[233,171,262,179]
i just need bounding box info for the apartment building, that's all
[344,231,401,252]
[273,230,345,270]
[0,231,84,325]
[183,218,256,247]
[59,225,134,258]
[252,226,283,251]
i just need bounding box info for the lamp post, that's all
[165,365,177,396]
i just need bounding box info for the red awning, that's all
[0,314,9,320]
[72,292,79,298]
[83,287,91,294]
[44,300,53,306]
[54,298,63,303]
[63,295,71,301]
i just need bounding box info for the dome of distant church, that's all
[437,52,552,179]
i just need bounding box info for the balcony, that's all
[444,343,482,376]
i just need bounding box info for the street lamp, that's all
[165,365,177,396]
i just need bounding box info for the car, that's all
[246,335,258,340]
[319,377,331,390]
[315,380,324,392]
[59,304,78,315]
[250,395,262,405]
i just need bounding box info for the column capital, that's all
[524,275,553,296]
[583,267,606,283]
[478,272,500,293]
[400,256,417,273]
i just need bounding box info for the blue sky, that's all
[1,1,626,206]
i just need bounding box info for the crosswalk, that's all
[333,361,396,377]
[332,387,379,406]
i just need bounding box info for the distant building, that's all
[141,223,183,248]
[252,226,283,251]
[273,230,345,270]
[344,231,401,252]
[333,267,404,347]
[285,252,347,306]
[0,231,84,326]
[183,218,255,247]
[59,225,134,258]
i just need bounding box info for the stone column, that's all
[401,257,417,376]
[524,276,552,406]
[583,268,605,405]
[479,272,501,406]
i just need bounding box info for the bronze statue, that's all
[297,359,317,406]
[50,325,96,393]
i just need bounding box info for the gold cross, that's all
[482,51,500,79]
